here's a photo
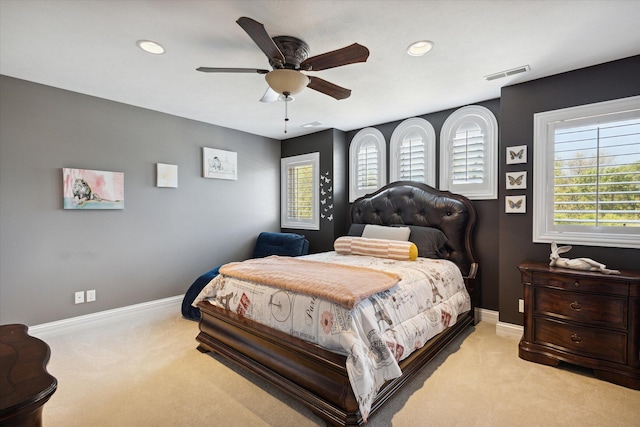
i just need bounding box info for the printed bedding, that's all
[193,251,471,420]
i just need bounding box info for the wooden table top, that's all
[0,324,57,419]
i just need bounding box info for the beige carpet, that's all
[33,303,639,426]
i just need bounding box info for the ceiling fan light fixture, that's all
[407,40,434,56]
[137,40,165,55]
[265,69,309,96]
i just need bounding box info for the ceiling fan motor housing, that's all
[271,36,310,70]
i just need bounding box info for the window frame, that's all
[349,127,387,202]
[533,95,640,249]
[281,152,320,230]
[390,117,436,186]
[439,105,498,200]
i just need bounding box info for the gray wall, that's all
[498,55,640,324]
[0,76,281,326]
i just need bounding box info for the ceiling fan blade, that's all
[307,76,351,100]
[196,67,269,74]
[236,17,285,65]
[302,43,370,71]
[259,87,280,103]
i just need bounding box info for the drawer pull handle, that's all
[569,301,582,311]
[570,334,582,343]
[574,280,580,287]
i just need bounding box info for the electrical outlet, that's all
[86,289,96,302]
[518,299,525,313]
[75,291,85,304]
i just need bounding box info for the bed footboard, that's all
[197,301,474,426]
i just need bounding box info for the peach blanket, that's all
[219,255,401,309]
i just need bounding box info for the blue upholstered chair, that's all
[181,232,309,320]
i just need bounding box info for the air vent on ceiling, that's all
[301,121,322,128]
[484,65,530,81]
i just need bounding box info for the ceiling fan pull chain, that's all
[284,92,290,133]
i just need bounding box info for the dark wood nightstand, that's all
[0,324,57,426]
[518,260,640,390]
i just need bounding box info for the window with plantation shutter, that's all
[390,118,436,185]
[533,95,640,248]
[281,153,319,230]
[440,105,497,199]
[350,127,386,202]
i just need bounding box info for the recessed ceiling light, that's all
[407,40,434,56]
[137,40,165,55]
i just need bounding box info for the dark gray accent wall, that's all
[0,76,281,326]
[344,99,501,312]
[498,55,640,325]
[281,128,348,253]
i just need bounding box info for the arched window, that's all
[349,127,386,202]
[440,105,498,199]
[390,117,436,185]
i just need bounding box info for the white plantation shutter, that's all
[533,95,640,248]
[357,142,379,191]
[451,124,485,185]
[399,137,425,181]
[286,163,313,220]
[440,105,497,199]
[350,127,386,201]
[553,119,640,227]
[390,118,436,185]
[281,153,319,230]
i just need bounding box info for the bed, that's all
[195,181,478,426]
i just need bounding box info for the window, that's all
[349,127,386,202]
[281,152,319,230]
[440,105,498,199]
[533,96,640,248]
[390,118,436,185]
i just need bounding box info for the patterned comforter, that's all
[193,251,471,421]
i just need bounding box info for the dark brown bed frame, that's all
[196,181,478,426]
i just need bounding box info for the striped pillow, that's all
[334,236,418,261]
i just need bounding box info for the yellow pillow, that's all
[334,236,418,261]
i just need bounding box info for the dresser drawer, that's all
[533,317,627,364]
[531,272,629,295]
[534,287,627,328]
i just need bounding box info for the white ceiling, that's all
[2,0,639,140]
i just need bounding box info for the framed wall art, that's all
[157,163,178,188]
[506,145,527,164]
[505,195,526,214]
[506,171,527,190]
[63,168,124,209]
[203,147,237,180]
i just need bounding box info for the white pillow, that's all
[361,224,410,241]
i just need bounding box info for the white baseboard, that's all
[496,321,524,340]
[476,308,523,339]
[29,295,183,337]
[476,308,499,324]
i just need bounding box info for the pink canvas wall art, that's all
[63,168,124,209]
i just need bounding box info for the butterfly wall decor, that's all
[506,171,527,189]
[506,145,527,164]
[505,195,526,213]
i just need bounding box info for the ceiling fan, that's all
[197,17,370,102]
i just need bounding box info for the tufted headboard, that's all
[350,181,478,280]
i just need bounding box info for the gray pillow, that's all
[394,225,448,258]
[347,223,366,236]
